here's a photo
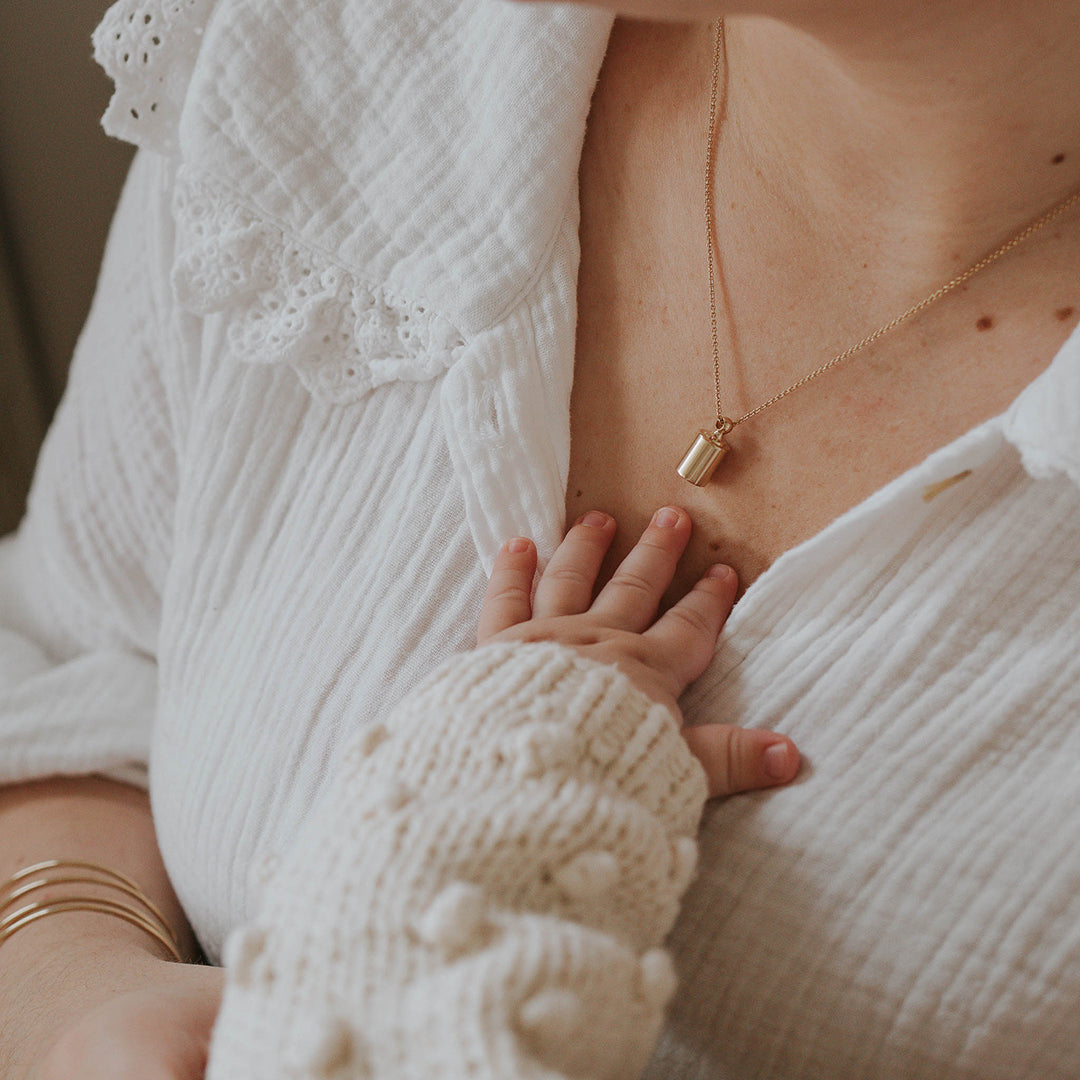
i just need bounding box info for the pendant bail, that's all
[676,418,733,486]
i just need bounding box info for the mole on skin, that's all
[976,315,995,331]
[1052,153,1067,164]
[1056,306,1075,321]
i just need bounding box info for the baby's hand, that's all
[478,507,799,798]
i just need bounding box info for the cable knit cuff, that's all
[207,642,708,1080]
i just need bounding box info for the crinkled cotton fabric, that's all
[1,0,1079,1076]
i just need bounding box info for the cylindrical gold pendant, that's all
[677,428,729,486]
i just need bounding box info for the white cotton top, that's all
[1,0,1079,1076]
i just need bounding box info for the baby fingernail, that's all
[581,511,609,528]
[763,740,798,782]
[706,564,735,582]
[654,507,680,528]
[507,537,531,553]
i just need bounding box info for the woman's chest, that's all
[563,291,1051,597]
[567,202,1073,603]
[567,22,1078,598]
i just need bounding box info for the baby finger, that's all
[533,511,616,618]
[477,537,537,643]
[682,724,801,798]
[644,564,737,692]
[590,506,692,631]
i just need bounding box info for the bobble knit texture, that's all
[1,1,1080,1078]
[208,643,706,1080]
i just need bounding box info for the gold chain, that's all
[704,20,726,430]
[703,19,1080,434]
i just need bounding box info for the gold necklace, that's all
[677,19,1080,486]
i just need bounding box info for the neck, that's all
[719,3,1080,273]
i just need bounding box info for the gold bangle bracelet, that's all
[2,860,176,932]
[0,860,183,962]
[1,872,178,947]
[0,898,183,962]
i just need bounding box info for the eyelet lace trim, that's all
[172,172,468,403]
[93,0,216,155]
[94,0,466,401]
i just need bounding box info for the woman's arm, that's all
[0,148,183,789]
[0,778,221,1080]
[0,150,219,1078]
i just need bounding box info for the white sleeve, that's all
[207,641,708,1080]
[0,149,184,788]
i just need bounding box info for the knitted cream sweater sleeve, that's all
[206,641,708,1080]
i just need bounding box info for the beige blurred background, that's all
[0,0,135,535]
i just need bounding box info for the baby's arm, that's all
[206,507,798,1080]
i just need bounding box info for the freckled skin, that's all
[557,3,1080,593]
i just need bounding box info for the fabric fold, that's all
[1001,321,1080,488]
[94,0,610,408]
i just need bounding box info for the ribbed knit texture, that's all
[0,1,1078,1077]
[207,642,706,1080]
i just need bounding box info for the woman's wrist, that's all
[0,778,202,964]
[1,859,185,963]
[1,906,180,973]
[0,919,179,1080]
